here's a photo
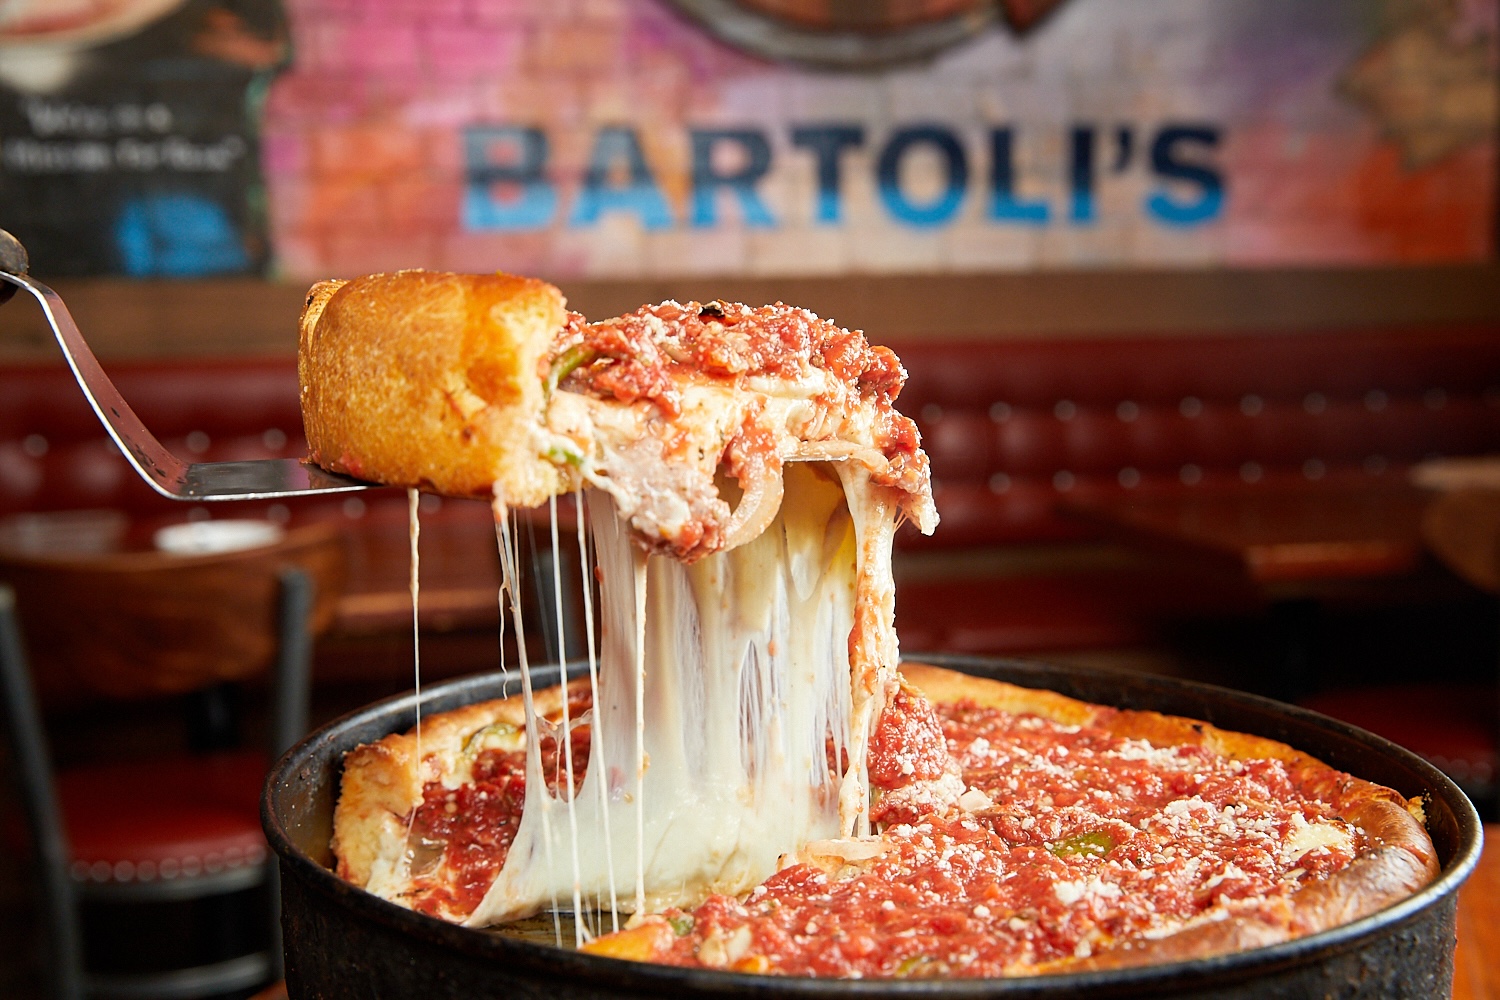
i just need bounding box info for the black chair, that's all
[0,560,319,1000]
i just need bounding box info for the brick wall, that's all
[260,0,1497,281]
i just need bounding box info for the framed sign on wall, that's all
[0,0,286,277]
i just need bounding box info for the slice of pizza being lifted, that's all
[303,271,937,926]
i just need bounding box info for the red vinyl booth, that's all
[3,325,1499,656]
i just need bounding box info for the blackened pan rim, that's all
[263,654,1481,995]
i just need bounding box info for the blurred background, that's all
[0,0,1497,997]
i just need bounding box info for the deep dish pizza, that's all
[333,663,1437,977]
[301,269,1438,977]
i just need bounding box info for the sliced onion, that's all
[787,440,858,462]
[718,461,784,552]
[788,441,886,470]
[957,787,995,813]
[801,838,891,861]
[776,837,891,874]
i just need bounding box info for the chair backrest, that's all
[0,583,85,1000]
[0,558,324,999]
[0,521,346,705]
[0,358,307,521]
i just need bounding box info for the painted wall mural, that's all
[0,0,287,276]
[0,0,1495,278]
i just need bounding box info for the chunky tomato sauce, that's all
[564,301,901,400]
[405,712,592,920]
[555,301,929,500]
[402,682,1370,973]
[648,694,1365,978]
[867,685,962,827]
[869,686,951,788]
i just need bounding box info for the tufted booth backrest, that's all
[0,358,309,519]
[3,326,1499,546]
[890,326,1500,547]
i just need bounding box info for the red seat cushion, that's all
[1300,683,1497,786]
[57,749,269,884]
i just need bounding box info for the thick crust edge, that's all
[898,662,1441,974]
[298,269,569,505]
[332,679,580,889]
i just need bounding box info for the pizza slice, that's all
[298,271,936,557]
[302,271,936,926]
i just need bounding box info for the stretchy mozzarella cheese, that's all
[468,461,894,926]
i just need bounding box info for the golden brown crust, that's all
[1050,909,1294,973]
[332,679,580,889]
[898,662,1440,973]
[298,270,569,505]
[1062,810,1438,974]
[897,662,1103,728]
[1284,796,1439,934]
[580,918,677,962]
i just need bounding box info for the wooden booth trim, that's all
[2,264,1498,362]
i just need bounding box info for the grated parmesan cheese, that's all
[1282,814,1353,863]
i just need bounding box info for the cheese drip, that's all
[467,462,893,927]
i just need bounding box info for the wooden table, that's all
[332,502,503,635]
[326,499,584,674]
[339,484,1437,639]
[335,483,1441,644]
[1059,483,1463,700]
[1059,485,1432,585]
[1454,823,1499,999]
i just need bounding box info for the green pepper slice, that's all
[1049,830,1116,859]
[462,721,521,757]
[894,955,949,979]
[547,344,599,395]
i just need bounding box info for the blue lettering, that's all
[690,129,776,228]
[1147,125,1224,226]
[877,126,967,228]
[462,126,556,231]
[460,120,1230,237]
[1111,126,1134,173]
[791,124,864,224]
[570,126,673,230]
[987,128,1048,224]
[1069,125,1096,223]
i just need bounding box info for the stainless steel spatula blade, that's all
[0,229,377,501]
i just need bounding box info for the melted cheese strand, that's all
[577,486,620,933]
[549,493,589,945]
[408,489,422,761]
[497,527,510,683]
[468,465,873,927]
[632,542,647,921]
[832,463,900,839]
[402,488,423,864]
[494,499,563,945]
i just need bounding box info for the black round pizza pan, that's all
[263,654,1483,999]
